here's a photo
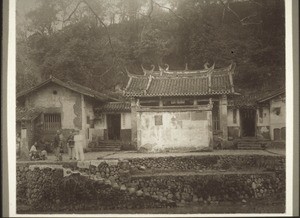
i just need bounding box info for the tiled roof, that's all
[95,102,131,113]
[17,76,119,102]
[146,77,210,96]
[229,87,285,108]
[16,107,42,121]
[257,87,285,102]
[124,63,236,97]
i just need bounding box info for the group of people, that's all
[53,129,85,161]
[28,129,85,161]
[29,141,48,160]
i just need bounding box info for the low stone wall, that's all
[17,165,173,212]
[129,172,285,205]
[128,155,285,172]
[17,154,285,213]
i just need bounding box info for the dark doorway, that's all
[107,114,121,140]
[240,109,256,137]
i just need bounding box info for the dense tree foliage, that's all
[16,0,285,93]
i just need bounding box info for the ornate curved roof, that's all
[124,63,236,97]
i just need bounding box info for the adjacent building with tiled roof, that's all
[226,87,286,141]
[16,76,121,150]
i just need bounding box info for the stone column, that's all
[131,99,138,149]
[207,109,214,149]
[20,123,29,160]
[219,94,228,140]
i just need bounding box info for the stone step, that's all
[91,146,121,151]
[237,144,264,150]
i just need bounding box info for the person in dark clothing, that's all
[67,130,75,160]
[53,130,63,161]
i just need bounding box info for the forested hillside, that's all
[16,0,285,94]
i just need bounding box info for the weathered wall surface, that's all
[227,108,240,140]
[94,115,106,140]
[25,83,81,130]
[227,108,240,126]
[120,113,132,141]
[219,95,228,140]
[121,113,131,130]
[137,111,211,151]
[256,107,270,139]
[269,95,285,140]
[83,99,95,144]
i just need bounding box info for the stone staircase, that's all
[90,140,122,151]
[236,138,268,150]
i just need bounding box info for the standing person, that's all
[74,131,85,161]
[67,130,75,160]
[16,133,21,159]
[53,130,63,161]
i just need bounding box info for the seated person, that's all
[40,150,48,160]
[38,140,48,160]
[29,142,39,160]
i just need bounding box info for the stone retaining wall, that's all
[17,154,285,213]
[17,165,173,212]
[129,172,285,205]
[127,155,285,172]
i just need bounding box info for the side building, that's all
[228,87,286,142]
[16,76,118,152]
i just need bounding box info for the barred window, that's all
[43,114,61,130]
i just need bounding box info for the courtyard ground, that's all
[17,147,285,163]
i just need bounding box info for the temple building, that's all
[16,63,285,153]
[123,63,237,151]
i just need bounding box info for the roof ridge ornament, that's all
[165,64,169,71]
[204,62,210,69]
[158,65,164,76]
[141,64,155,75]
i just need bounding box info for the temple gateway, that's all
[123,63,237,152]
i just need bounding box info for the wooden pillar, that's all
[131,99,138,149]
[159,98,163,107]
[219,94,228,140]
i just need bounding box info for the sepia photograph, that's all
[5,0,295,216]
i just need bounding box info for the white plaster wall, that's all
[94,114,106,140]
[269,96,285,140]
[121,113,131,129]
[83,99,96,144]
[257,107,270,127]
[25,83,80,129]
[138,111,210,151]
[94,114,107,129]
[85,100,95,120]
[227,108,240,127]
